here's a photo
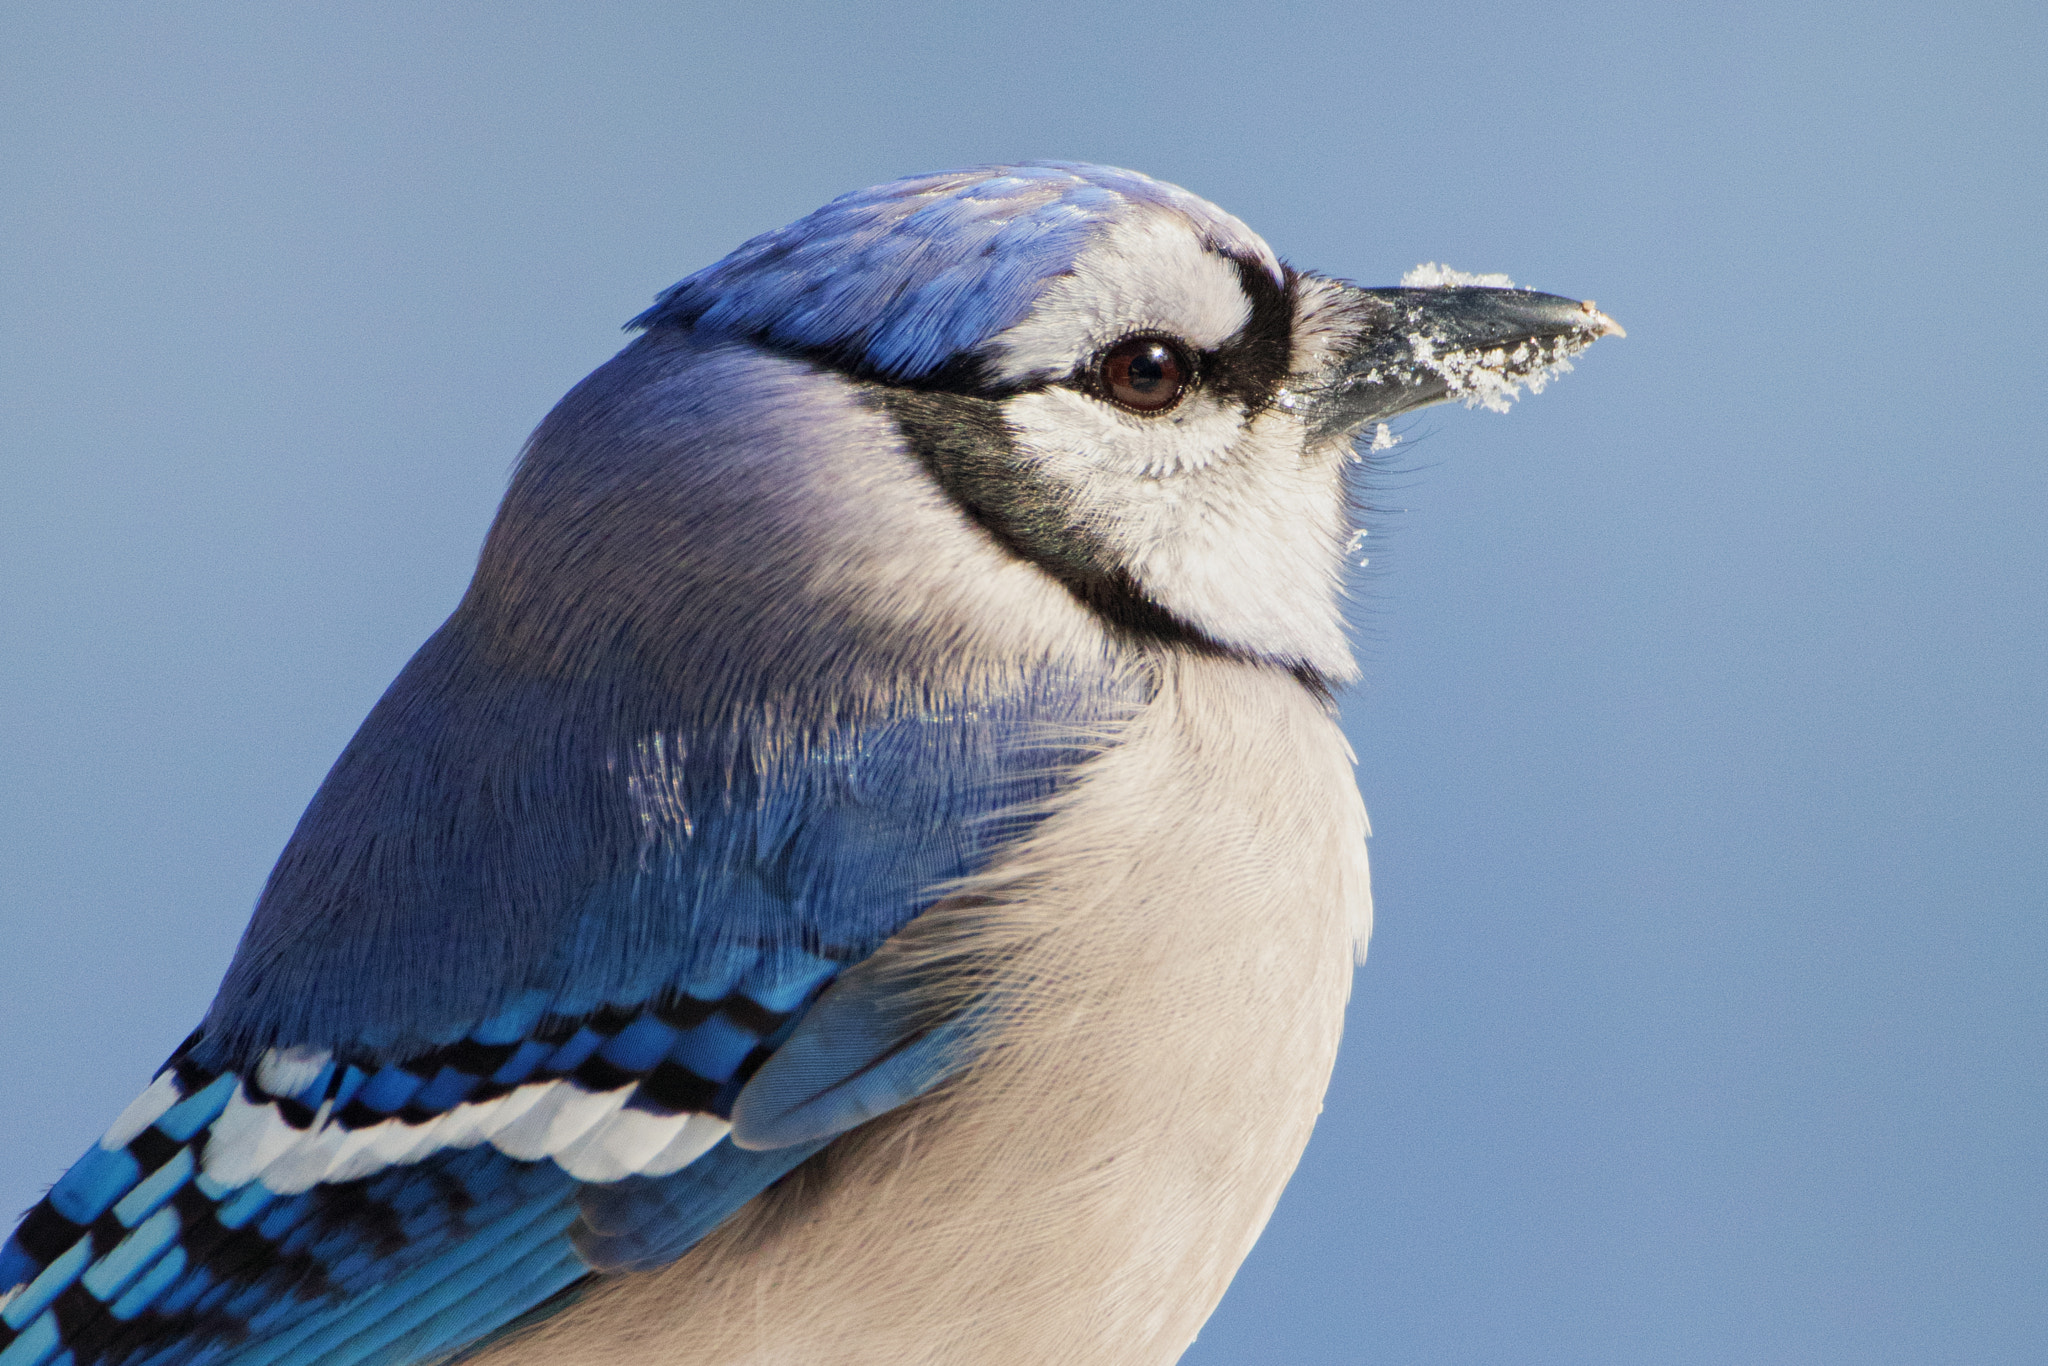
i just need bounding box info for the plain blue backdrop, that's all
[3,4,2041,1363]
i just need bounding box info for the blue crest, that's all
[631,161,1281,380]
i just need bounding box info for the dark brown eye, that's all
[1098,336,1192,412]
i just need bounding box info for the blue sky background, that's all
[3,3,2041,1362]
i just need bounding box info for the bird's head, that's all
[607,163,1619,686]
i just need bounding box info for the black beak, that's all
[1302,285,1623,440]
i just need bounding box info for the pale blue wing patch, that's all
[729,968,973,1151]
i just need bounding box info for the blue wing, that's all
[1,612,1132,1366]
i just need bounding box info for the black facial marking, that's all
[638,317,1033,402]
[865,386,1231,655]
[1201,256,1295,413]
[643,252,1297,418]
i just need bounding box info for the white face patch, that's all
[1002,393,1356,678]
[1005,386,1249,480]
[979,211,1362,679]
[985,211,1255,388]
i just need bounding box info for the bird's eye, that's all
[1098,336,1193,413]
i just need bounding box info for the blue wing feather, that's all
[192,630,1114,1064]
[729,970,974,1152]
[569,1138,830,1275]
[3,650,1129,1366]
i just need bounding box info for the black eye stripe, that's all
[733,253,1294,415]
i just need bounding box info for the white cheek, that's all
[1118,414,1354,674]
[988,212,1253,386]
[1006,395,1356,678]
[1004,388,1244,479]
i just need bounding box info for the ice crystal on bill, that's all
[1401,262,1517,289]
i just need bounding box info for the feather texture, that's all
[1,336,1141,1366]
[466,653,1370,1366]
[0,155,1615,1366]
[632,162,1280,383]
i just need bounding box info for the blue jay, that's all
[2,163,1616,1366]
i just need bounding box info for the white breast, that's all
[481,652,1370,1366]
